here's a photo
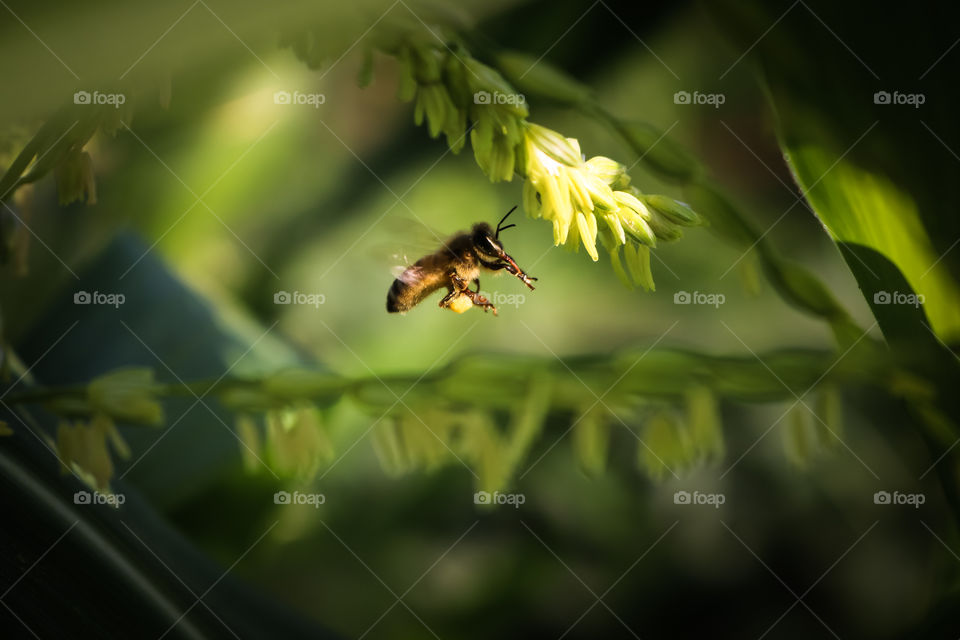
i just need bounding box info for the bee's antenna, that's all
[496,206,518,238]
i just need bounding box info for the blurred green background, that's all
[2,0,959,638]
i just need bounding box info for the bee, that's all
[386,206,537,316]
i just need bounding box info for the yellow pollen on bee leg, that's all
[448,294,474,314]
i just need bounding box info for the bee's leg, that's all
[438,273,473,308]
[438,283,459,308]
[488,260,538,290]
[448,272,497,314]
[469,278,498,315]
[471,291,497,315]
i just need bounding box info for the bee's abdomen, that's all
[386,262,448,313]
[386,278,409,313]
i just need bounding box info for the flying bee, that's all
[386,206,537,316]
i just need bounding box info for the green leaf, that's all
[785,146,960,342]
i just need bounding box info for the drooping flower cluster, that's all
[389,34,702,290]
[52,368,161,496]
[395,38,527,180]
[17,351,844,505]
[520,123,702,290]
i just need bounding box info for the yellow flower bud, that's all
[567,171,595,214]
[585,156,625,185]
[576,212,599,261]
[55,148,96,206]
[643,194,702,226]
[87,368,163,425]
[613,190,652,220]
[644,208,685,242]
[524,123,581,166]
[602,212,626,245]
[618,207,657,247]
[57,420,114,492]
[608,246,633,289]
[624,243,655,291]
[582,173,618,211]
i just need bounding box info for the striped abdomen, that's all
[386,258,449,313]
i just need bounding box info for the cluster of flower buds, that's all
[47,368,157,493]
[54,148,97,206]
[389,34,702,291]
[226,368,344,478]
[520,123,703,290]
[395,37,528,181]
[87,367,164,425]
[639,385,724,480]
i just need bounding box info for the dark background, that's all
[2,0,959,637]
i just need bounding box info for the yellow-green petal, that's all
[576,212,599,261]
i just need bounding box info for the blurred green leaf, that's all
[785,146,960,341]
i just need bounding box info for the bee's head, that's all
[472,206,517,265]
[472,223,504,263]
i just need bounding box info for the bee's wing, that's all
[393,263,426,283]
[381,215,451,248]
[370,215,452,277]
